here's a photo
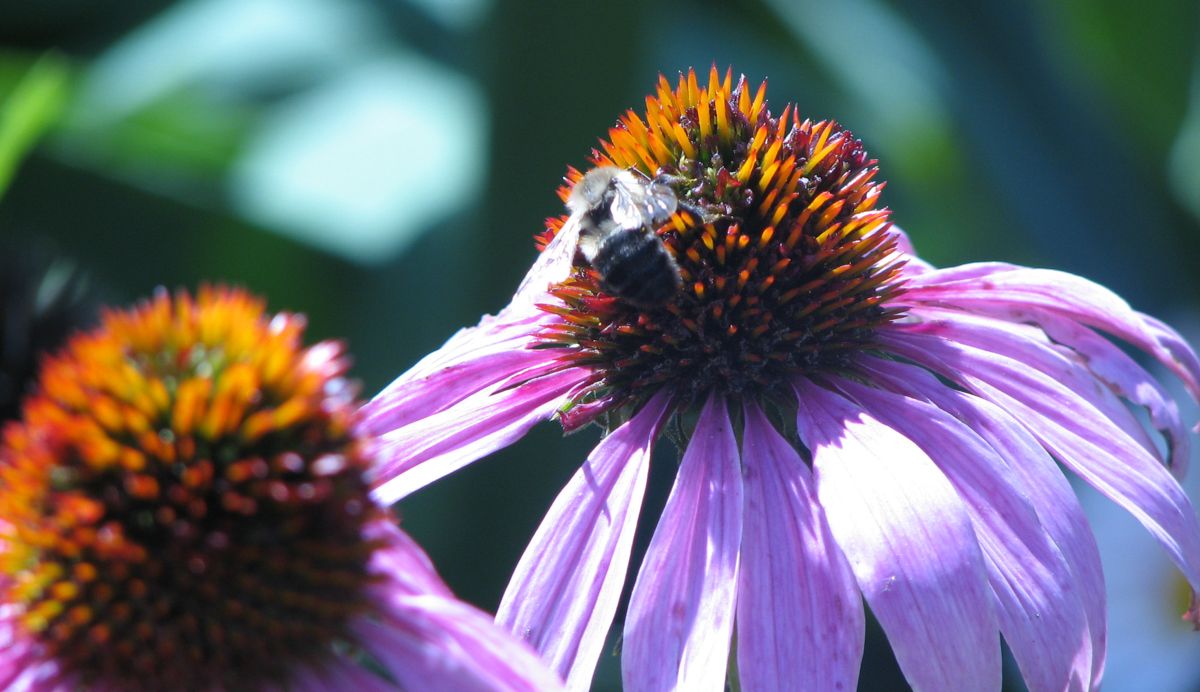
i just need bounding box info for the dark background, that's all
[2,1,1198,689]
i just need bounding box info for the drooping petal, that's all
[0,625,34,690]
[862,356,1109,685]
[3,662,70,692]
[622,393,742,692]
[1032,307,1191,477]
[289,657,397,692]
[903,308,1160,461]
[371,368,588,504]
[0,623,68,691]
[357,594,563,692]
[793,378,1000,692]
[838,375,1093,691]
[901,263,1200,399]
[496,391,672,691]
[900,260,1011,284]
[510,229,584,310]
[362,304,560,434]
[351,519,564,691]
[737,400,864,692]
[363,519,455,599]
[1138,311,1200,398]
[884,331,1200,618]
[889,224,933,274]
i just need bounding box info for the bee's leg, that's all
[651,171,687,187]
[675,200,717,225]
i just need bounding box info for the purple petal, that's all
[902,260,1012,284]
[0,609,75,691]
[1139,311,1200,399]
[903,308,1160,460]
[793,378,1000,692]
[1035,310,1189,476]
[357,595,564,692]
[370,368,587,504]
[361,305,560,434]
[0,636,68,691]
[4,666,71,692]
[364,519,454,599]
[496,391,672,691]
[884,331,1200,611]
[838,376,1093,691]
[510,235,581,310]
[861,357,1109,684]
[737,400,864,691]
[901,263,1200,399]
[290,658,396,692]
[359,520,565,691]
[889,224,933,274]
[622,393,742,692]
[0,637,32,690]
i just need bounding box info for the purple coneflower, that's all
[362,68,1200,691]
[0,286,561,691]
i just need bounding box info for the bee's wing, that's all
[643,181,679,225]
[607,178,649,230]
[512,213,584,306]
[609,178,678,229]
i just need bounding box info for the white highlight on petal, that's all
[360,520,564,692]
[362,305,559,435]
[840,375,1093,691]
[902,263,1200,399]
[496,391,672,691]
[862,356,1109,685]
[622,393,742,692]
[737,400,864,691]
[371,368,585,504]
[886,331,1200,618]
[795,378,1000,692]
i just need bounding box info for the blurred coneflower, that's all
[0,286,562,691]
[362,68,1200,691]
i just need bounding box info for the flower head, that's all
[533,74,900,424]
[364,68,1200,691]
[0,286,561,691]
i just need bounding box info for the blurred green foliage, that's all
[2,0,1198,689]
[0,53,69,198]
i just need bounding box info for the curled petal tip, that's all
[1185,592,1200,631]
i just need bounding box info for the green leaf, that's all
[0,53,70,200]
